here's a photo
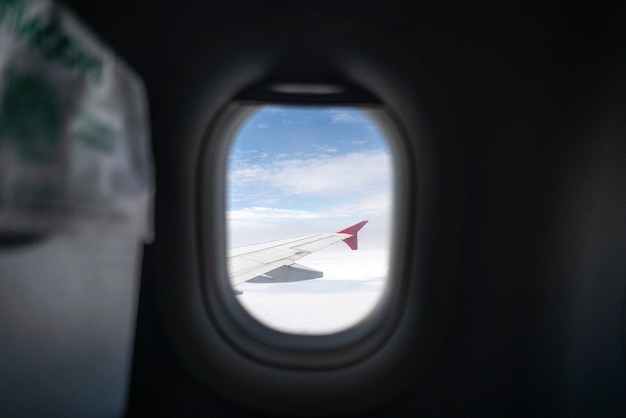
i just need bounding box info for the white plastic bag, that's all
[0,0,153,241]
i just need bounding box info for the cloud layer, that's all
[236,250,388,334]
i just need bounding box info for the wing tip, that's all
[337,220,368,250]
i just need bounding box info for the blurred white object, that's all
[0,0,153,241]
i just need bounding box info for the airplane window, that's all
[226,105,393,335]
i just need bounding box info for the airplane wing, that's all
[227,220,368,286]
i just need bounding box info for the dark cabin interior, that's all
[10,1,626,416]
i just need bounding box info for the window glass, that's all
[226,105,392,334]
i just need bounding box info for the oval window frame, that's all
[156,14,463,416]
[198,98,412,368]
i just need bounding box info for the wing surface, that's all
[228,220,368,286]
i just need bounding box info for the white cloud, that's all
[328,110,364,124]
[230,202,387,221]
[233,148,258,155]
[229,150,392,197]
[227,149,393,250]
[257,122,270,129]
[263,106,284,113]
[314,144,338,153]
[228,207,321,222]
[234,249,389,334]
[236,278,385,334]
[227,201,392,252]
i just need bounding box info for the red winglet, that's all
[336,220,368,250]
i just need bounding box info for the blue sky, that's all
[226,105,393,251]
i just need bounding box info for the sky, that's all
[226,105,393,334]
